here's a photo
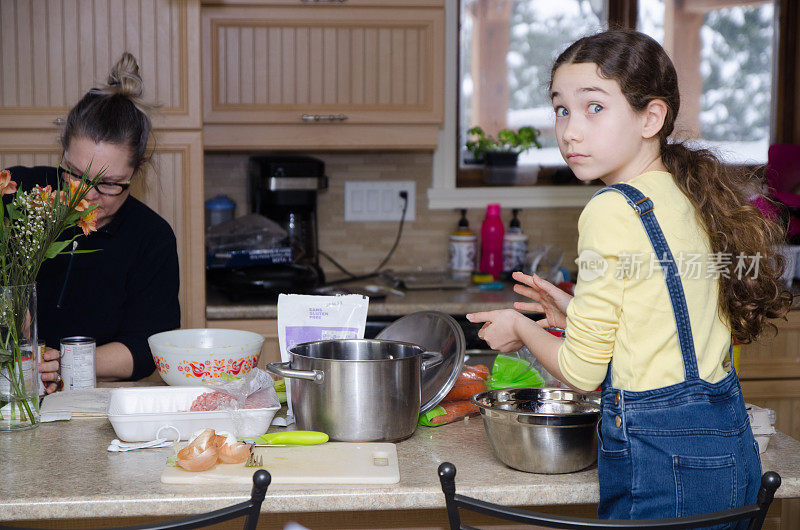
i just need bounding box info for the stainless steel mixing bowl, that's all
[471,387,601,474]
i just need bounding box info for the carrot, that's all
[430,400,479,424]
[442,379,486,402]
[467,364,491,379]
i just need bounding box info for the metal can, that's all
[60,337,96,390]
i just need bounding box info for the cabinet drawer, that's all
[201,5,444,127]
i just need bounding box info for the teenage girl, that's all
[467,29,791,522]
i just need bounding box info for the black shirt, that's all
[9,166,181,380]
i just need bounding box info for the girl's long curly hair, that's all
[551,30,792,342]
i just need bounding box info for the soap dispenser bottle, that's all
[449,209,477,278]
[480,204,505,280]
[503,209,528,275]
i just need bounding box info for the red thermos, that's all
[480,203,505,279]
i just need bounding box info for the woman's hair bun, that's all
[106,52,144,98]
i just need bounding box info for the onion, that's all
[188,428,217,450]
[218,441,251,464]
[177,443,219,472]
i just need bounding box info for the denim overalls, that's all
[593,184,762,527]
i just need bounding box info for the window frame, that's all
[427,0,798,210]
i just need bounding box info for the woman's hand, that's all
[39,347,62,394]
[466,309,528,353]
[512,271,571,329]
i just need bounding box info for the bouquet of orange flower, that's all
[0,167,99,430]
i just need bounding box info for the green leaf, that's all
[0,348,12,364]
[45,239,73,259]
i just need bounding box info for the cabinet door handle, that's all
[301,114,348,122]
[301,0,347,3]
[53,117,65,126]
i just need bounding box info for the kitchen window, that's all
[428,0,797,209]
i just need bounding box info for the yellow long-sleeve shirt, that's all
[558,171,732,392]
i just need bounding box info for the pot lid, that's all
[375,311,465,414]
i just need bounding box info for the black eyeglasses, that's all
[57,165,132,197]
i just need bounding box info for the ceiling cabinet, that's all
[0,130,206,329]
[201,4,445,149]
[0,0,202,130]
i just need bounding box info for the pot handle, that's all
[266,361,325,384]
[421,351,444,371]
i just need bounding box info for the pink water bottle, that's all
[480,203,505,279]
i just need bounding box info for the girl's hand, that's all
[39,347,62,394]
[466,309,526,353]
[512,271,571,329]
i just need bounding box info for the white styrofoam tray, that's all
[107,386,279,442]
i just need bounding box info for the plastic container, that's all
[106,386,279,442]
[747,403,776,453]
[205,194,236,230]
[449,210,477,278]
[480,204,505,280]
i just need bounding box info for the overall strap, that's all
[593,183,700,381]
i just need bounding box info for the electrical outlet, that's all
[344,181,415,222]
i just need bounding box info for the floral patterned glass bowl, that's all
[148,329,265,386]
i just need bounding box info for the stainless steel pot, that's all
[266,339,442,442]
[472,387,601,474]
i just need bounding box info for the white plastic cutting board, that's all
[160,442,399,485]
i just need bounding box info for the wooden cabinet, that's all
[0,0,201,130]
[739,311,800,441]
[0,130,206,329]
[0,1,206,327]
[739,311,800,525]
[201,3,444,149]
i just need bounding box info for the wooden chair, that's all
[438,462,780,529]
[0,470,271,530]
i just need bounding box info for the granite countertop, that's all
[206,282,529,320]
[206,279,800,321]
[1,412,799,521]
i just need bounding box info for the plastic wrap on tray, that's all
[106,386,280,442]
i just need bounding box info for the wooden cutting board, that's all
[160,442,400,485]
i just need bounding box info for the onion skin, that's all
[191,428,217,450]
[218,442,251,464]
[175,428,252,470]
[177,444,219,472]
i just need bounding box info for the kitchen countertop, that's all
[206,282,529,320]
[206,278,800,320]
[1,412,799,522]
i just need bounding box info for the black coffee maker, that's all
[207,155,328,300]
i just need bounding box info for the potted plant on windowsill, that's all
[466,126,542,185]
[465,126,542,166]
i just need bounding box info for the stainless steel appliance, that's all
[207,155,327,300]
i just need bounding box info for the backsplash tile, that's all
[204,151,582,277]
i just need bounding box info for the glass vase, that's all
[0,283,40,431]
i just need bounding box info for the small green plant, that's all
[465,125,542,160]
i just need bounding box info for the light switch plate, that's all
[344,181,416,222]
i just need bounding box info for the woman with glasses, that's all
[6,53,180,390]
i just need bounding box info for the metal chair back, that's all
[0,470,271,530]
[438,462,780,529]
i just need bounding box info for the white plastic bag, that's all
[276,294,369,425]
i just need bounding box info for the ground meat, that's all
[243,388,271,409]
[188,389,271,411]
[189,391,238,411]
